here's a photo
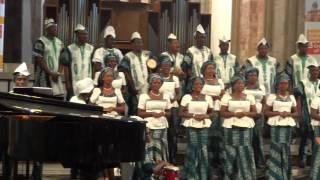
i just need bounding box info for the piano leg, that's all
[1,152,10,180]
[79,170,98,180]
[32,162,43,180]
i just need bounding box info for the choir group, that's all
[10,18,320,180]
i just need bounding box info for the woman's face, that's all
[160,62,172,75]
[247,72,258,83]
[15,75,28,87]
[192,79,203,92]
[233,79,245,92]
[106,58,118,69]
[204,64,216,78]
[309,67,319,79]
[103,71,114,85]
[150,78,162,91]
[278,80,289,92]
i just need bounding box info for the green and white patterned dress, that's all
[33,36,64,95]
[214,53,240,86]
[200,79,225,172]
[285,53,318,89]
[295,79,320,165]
[266,94,297,180]
[220,93,256,180]
[60,43,94,96]
[310,96,320,179]
[183,46,213,77]
[242,55,280,94]
[244,85,266,167]
[138,94,172,161]
[180,94,213,180]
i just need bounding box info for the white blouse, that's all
[201,79,225,111]
[310,96,320,126]
[180,94,213,128]
[93,71,127,89]
[220,93,256,128]
[159,75,180,108]
[244,85,266,113]
[138,93,171,129]
[90,88,125,116]
[266,94,297,127]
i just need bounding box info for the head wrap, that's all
[148,73,163,84]
[275,73,290,87]
[230,75,245,88]
[159,55,173,66]
[97,67,115,87]
[186,76,204,93]
[245,67,259,79]
[200,61,216,76]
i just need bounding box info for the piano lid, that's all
[0,92,104,118]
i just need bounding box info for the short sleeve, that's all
[266,94,276,106]
[311,97,320,110]
[115,89,125,104]
[92,48,103,63]
[260,85,266,96]
[218,79,225,90]
[90,88,101,104]
[138,94,149,110]
[173,76,180,88]
[247,94,256,105]
[220,94,232,106]
[118,72,127,86]
[33,40,45,58]
[163,94,172,109]
[205,95,214,108]
[180,94,192,107]
[290,95,297,107]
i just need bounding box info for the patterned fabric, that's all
[252,117,265,167]
[295,80,319,165]
[208,114,224,174]
[285,54,318,89]
[267,127,292,180]
[222,128,256,180]
[167,107,180,163]
[149,129,168,161]
[132,143,156,180]
[214,53,239,84]
[241,55,280,94]
[183,128,209,180]
[311,127,320,180]
[183,46,213,77]
[60,43,94,96]
[33,36,64,95]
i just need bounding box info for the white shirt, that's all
[311,96,320,126]
[220,93,256,128]
[266,94,297,127]
[138,93,172,129]
[159,75,180,108]
[180,94,213,128]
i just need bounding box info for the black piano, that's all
[0,92,146,179]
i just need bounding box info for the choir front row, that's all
[12,59,320,180]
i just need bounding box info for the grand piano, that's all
[0,91,146,179]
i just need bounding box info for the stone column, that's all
[210,0,233,55]
[231,0,266,64]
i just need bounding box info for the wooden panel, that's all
[106,2,149,49]
[200,0,211,15]
[45,0,58,7]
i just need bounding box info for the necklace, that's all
[150,90,161,96]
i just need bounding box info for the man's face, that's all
[77,31,88,44]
